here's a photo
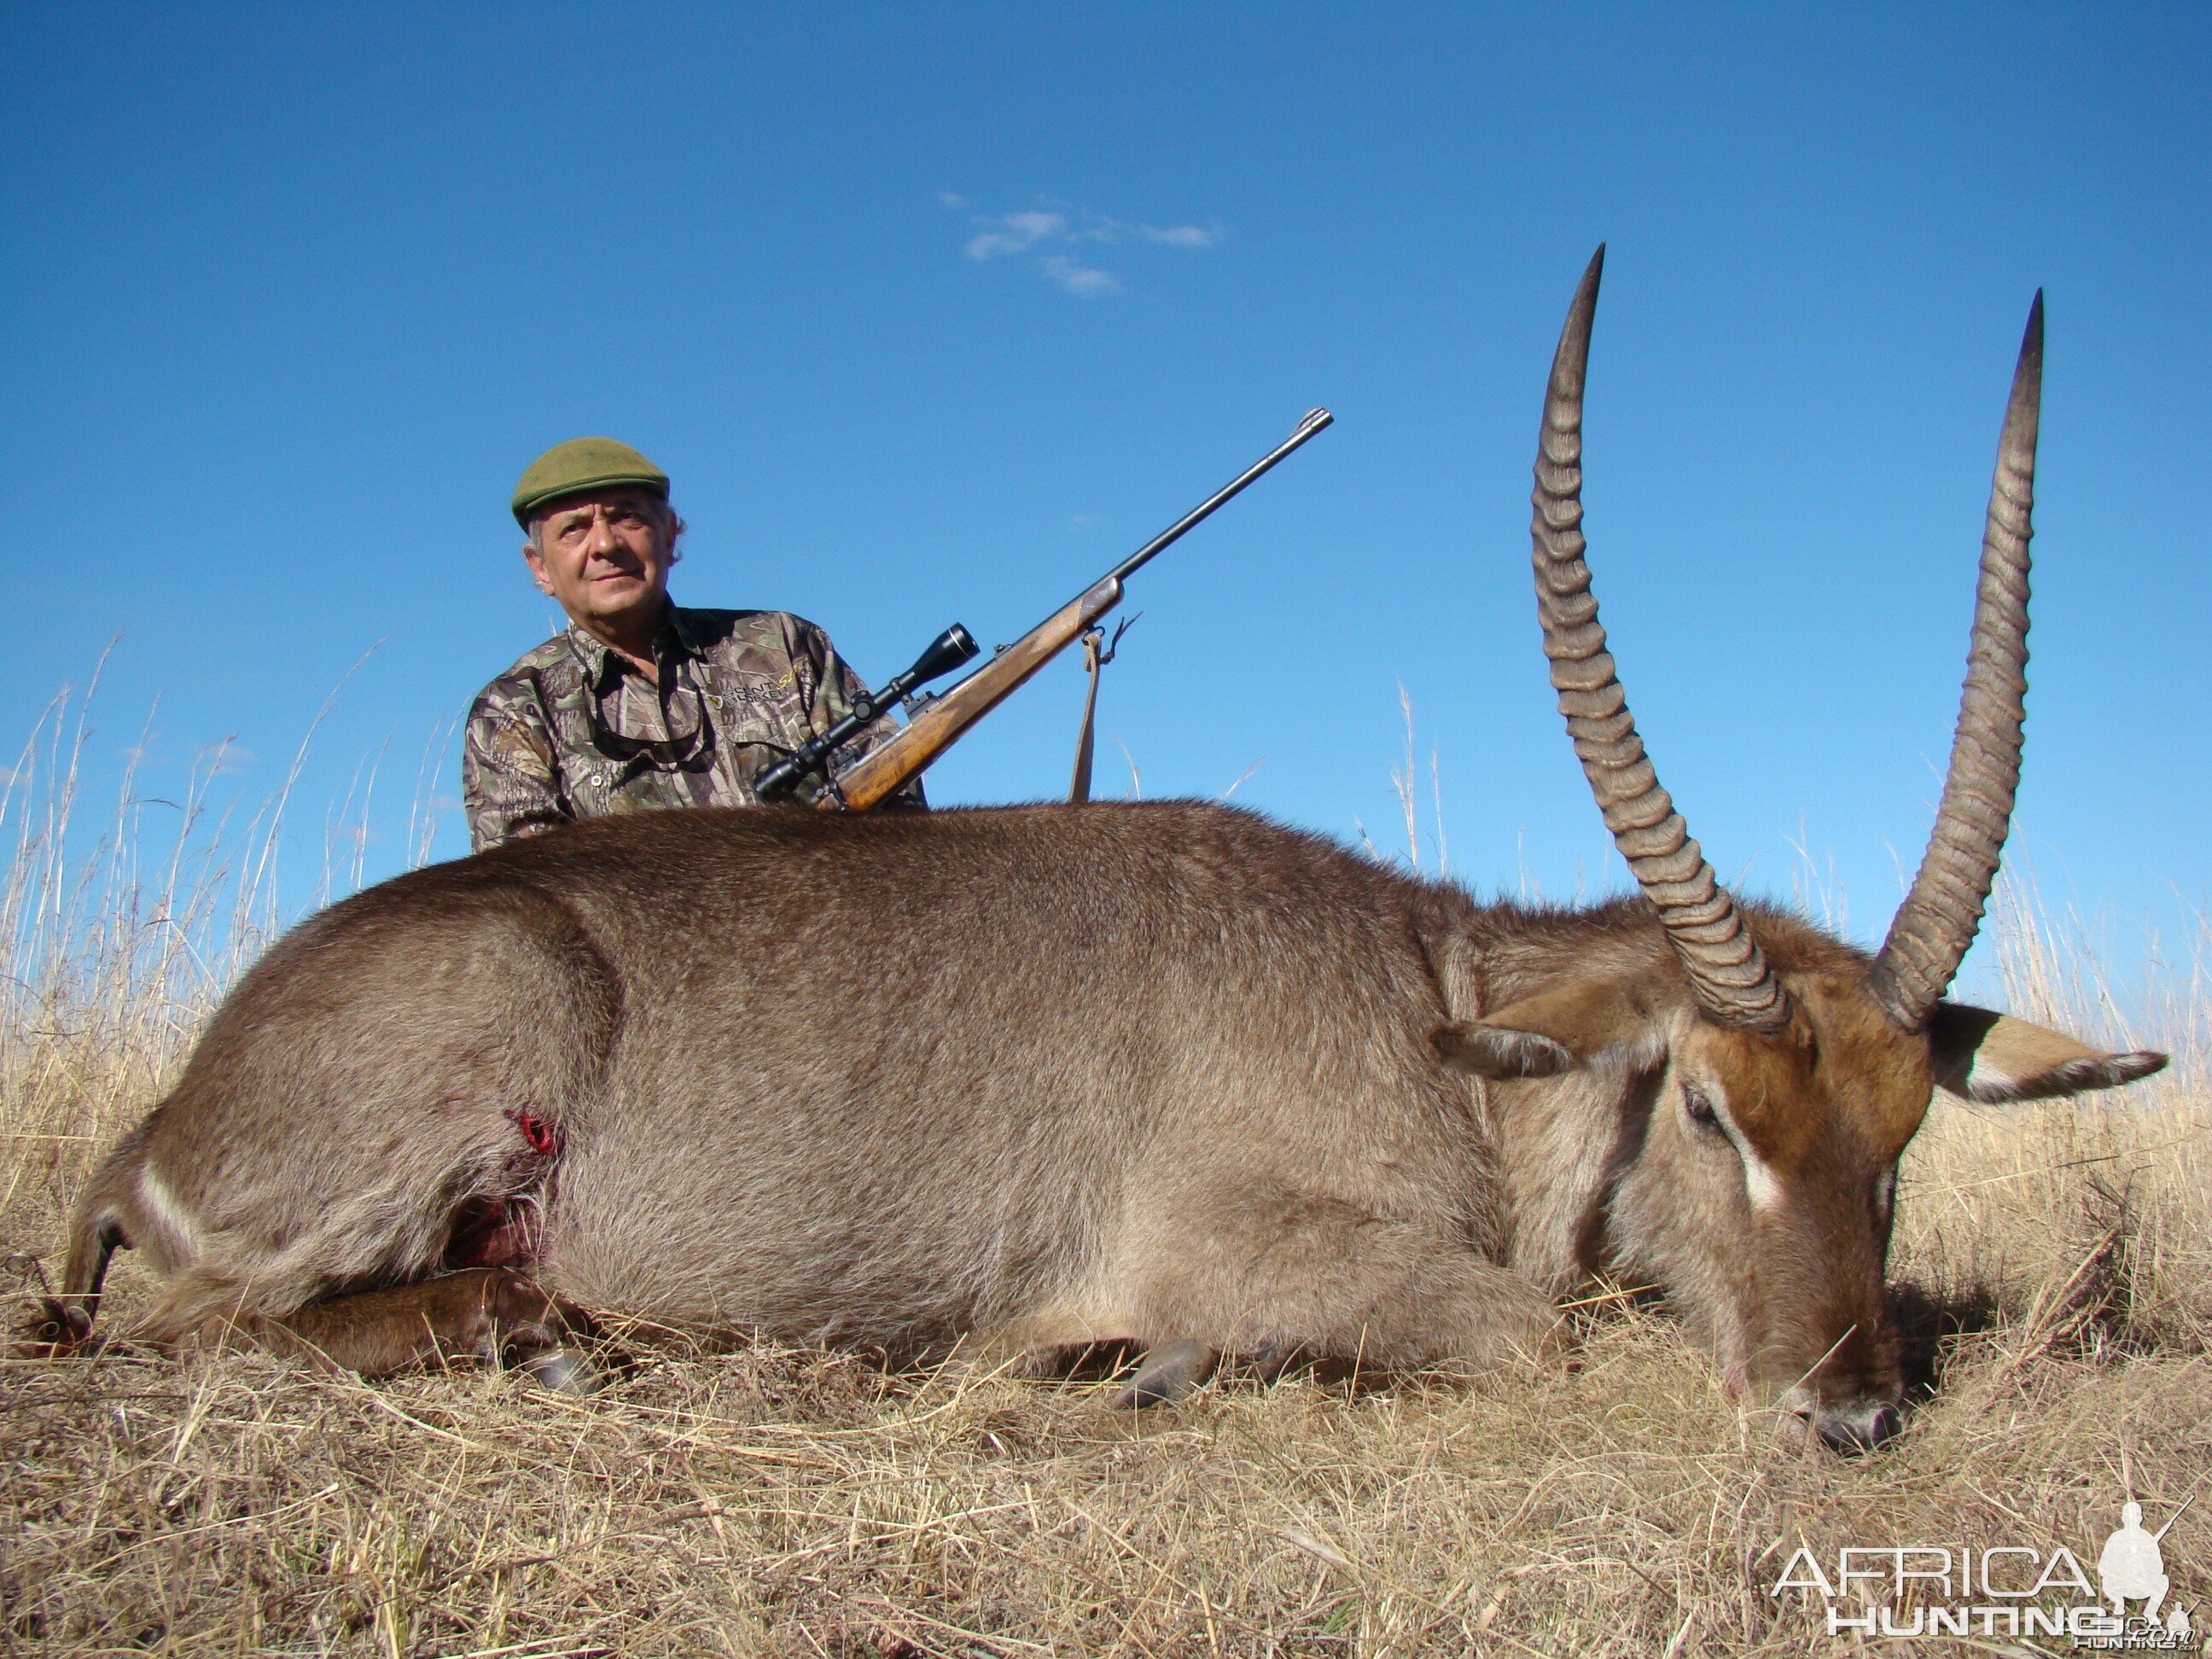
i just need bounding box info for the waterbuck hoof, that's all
[11,1297,97,1359]
[516,1345,602,1394]
[483,1273,631,1391]
[1113,1338,1215,1408]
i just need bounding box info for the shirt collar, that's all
[562,604,700,688]
[665,605,707,658]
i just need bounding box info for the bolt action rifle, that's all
[753,406,1334,810]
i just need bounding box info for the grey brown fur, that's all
[69,804,1549,1365]
[46,798,2161,1447]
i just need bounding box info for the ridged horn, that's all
[1865,294,2043,1032]
[1530,246,1790,1031]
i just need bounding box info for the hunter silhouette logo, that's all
[2099,1497,2194,1638]
[1771,1490,2198,1647]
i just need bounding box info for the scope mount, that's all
[752,623,980,803]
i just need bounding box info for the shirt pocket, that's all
[542,698,620,814]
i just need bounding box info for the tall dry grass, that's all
[1,694,2206,1656]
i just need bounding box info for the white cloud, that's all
[1043,255,1119,298]
[1134,222,1219,248]
[944,196,1219,296]
[963,211,1068,260]
[1082,216,1221,249]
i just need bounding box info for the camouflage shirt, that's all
[463,607,923,851]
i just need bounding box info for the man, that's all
[2098,1502,2172,1621]
[463,436,921,850]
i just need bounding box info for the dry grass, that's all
[1,697,2207,1656]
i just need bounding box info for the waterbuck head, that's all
[1438,249,2166,1451]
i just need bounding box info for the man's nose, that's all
[583,508,619,555]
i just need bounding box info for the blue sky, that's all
[3,4,2206,999]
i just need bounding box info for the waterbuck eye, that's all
[1682,1084,1722,1132]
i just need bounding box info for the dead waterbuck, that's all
[26,249,2163,1449]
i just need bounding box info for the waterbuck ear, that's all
[1432,981,1654,1080]
[1433,1023,1577,1078]
[1927,1003,2168,1103]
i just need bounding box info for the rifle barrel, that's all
[2152,1491,2197,1542]
[824,406,1333,811]
[1104,407,1333,587]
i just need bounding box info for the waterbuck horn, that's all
[1864,294,2044,1032]
[1529,245,1790,1031]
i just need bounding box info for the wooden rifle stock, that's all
[820,406,1332,812]
[824,577,1121,811]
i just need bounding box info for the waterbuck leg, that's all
[207,1268,614,1391]
[1113,1337,1217,1408]
[1115,1185,1558,1379]
[11,1210,127,1358]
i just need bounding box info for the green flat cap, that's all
[511,437,669,527]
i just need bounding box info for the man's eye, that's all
[1683,1085,1722,1132]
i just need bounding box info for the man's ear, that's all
[1432,980,1657,1080]
[522,535,556,597]
[1927,1003,2167,1103]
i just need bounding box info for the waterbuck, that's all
[28,249,2163,1449]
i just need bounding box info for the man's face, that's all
[522,488,678,639]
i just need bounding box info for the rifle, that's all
[754,406,1335,810]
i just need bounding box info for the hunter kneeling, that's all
[465,436,923,849]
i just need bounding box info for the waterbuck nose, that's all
[1810,1401,1901,1453]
